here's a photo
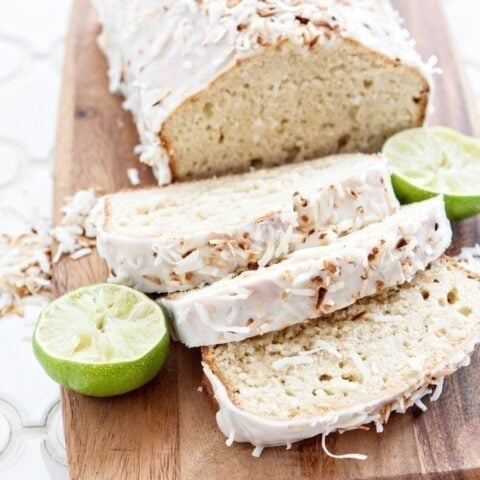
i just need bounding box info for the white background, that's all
[0,1,478,478]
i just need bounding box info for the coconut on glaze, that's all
[92,0,435,184]
[202,332,477,451]
[163,197,451,347]
[95,158,398,294]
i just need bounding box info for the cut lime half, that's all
[383,126,480,220]
[33,284,169,397]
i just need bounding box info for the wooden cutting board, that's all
[53,1,480,478]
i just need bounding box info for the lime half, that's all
[383,126,480,220]
[33,284,169,397]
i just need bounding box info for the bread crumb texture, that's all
[205,259,479,420]
[165,40,428,180]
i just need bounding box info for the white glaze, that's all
[92,0,434,183]
[163,197,451,347]
[96,158,398,293]
[202,333,479,449]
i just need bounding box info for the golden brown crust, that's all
[201,373,220,411]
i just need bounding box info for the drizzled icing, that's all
[92,0,434,183]
[96,158,398,294]
[202,332,480,450]
[164,196,451,347]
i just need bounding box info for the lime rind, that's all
[391,174,480,221]
[384,126,480,195]
[33,283,170,397]
[383,126,480,220]
[33,333,169,397]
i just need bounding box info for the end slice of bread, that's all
[93,0,432,183]
[163,197,451,347]
[95,155,398,293]
[202,258,480,451]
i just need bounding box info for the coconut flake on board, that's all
[127,168,140,186]
[1,189,101,317]
[0,224,53,316]
[51,188,100,263]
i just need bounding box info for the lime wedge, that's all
[383,126,480,220]
[33,284,169,397]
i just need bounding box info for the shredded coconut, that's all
[321,434,367,461]
[349,351,370,380]
[374,419,384,433]
[127,168,141,186]
[226,430,235,447]
[454,244,480,274]
[431,378,444,402]
[251,445,264,458]
[414,398,428,412]
[0,189,100,318]
[51,189,100,263]
[272,355,314,371]
[0,226,52,316]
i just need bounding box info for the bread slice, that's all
[93,0,432,184]
[95,155,398,293]
[202,258,480,452]
[163,197,451,347]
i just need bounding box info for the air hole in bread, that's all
[319,374,332,382]
[436,328,447,337]
[337,134,351,150]
[203,102,214,118]
[284,145,301,163]
[364,79,373,89]
[458,306,472,317]
[218,132,225,144]
[421,290,430,300]
[249,158,264,168]
[341,373,361,383]
[447,288,459,304]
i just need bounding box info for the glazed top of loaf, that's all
[93,0,435,184]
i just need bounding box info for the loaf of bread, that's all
[163,197,451,346]
[92,0,433,184]
[94,154,398,293]
[202,258,480,453]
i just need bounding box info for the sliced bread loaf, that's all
[163,197,451,346]
[95,155,398,293]
[93,0,432,184]
[202,258,480,452]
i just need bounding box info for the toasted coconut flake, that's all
[51,188,100,264]
[0,226,53,316]
[127,168,141,186]
[1,189,100,318]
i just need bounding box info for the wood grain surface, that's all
[53,1,480,478]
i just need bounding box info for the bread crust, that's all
[200,256,480,449]
[202,255,472,410]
